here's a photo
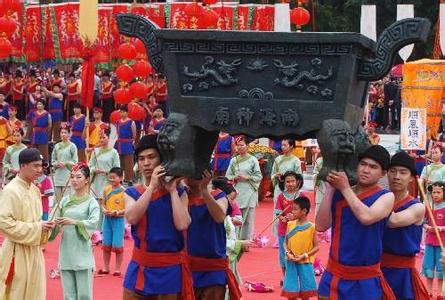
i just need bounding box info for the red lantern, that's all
[202,0,218,5]
[0,16,16,38]
[202,9,219,29]
[0,37,12,59]
[133,39,146,56]
[113,88,132,104]
[132,60,153,78]
[130,81,149,99]
[110,110,121,125]
[128,103,145,121]
[290,7,310,26]
[118,42,137,60]
[2,0,21,16]
[115,64,135,82]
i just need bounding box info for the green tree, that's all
[316,0,439,59]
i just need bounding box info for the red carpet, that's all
[4,192,430,299]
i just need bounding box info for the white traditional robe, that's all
[0,176,46,300]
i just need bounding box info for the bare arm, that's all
[124,186,154,225]
[170,186,191,231]
[124,165,165,224]
[131,121,137,140]
[388,203,425,228]
[307,228,319,257]
[201,169,228,223]
[315,182,335,232]
[340,187,394,225]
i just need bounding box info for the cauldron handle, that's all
[357,17,430,81]
[116,13,164,74]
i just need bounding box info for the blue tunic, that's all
[382,198,422,300]
[123,185,185,296]
[318,187,390,299]
[187,189,230,288]
[70,115,86,150]
[49,96,63,122]
[114,119,134,155]
[31,111,49,145]
[0,103,9,119]
[212,135,233,174]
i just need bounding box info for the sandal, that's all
[113,271,121,277]
[97,269,110,275]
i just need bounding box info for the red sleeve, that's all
[275,194,283,210]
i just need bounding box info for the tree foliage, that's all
[316,0,439,60]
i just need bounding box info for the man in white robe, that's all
[0,148,55,299]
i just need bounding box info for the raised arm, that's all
[388,202,425,228]
[329,171,394,226]
[201,170,228,223]
[315,182,335,231]
[165,178,191,231]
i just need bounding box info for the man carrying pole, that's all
[382,151,428,299]
[316,145,396,299]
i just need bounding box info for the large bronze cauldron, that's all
[117,15,430,181]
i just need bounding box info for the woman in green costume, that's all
[51,124,78,201]
[2,128,27,185]
[225,136,262,240]
[89,126,120,199]
[88,126,120,229]
[49,163,100,300]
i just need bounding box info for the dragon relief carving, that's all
[273,58,334,97]
[183,56,242,91]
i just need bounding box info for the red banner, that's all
[52,3,83,62]
[213,6,234,30]
[237,6,250,31]
[8,4,24,59]
[23,6,41,62]
[93,8,112,63]
[110,4,128,59]
[252,6,274,31]
[42,6,56,61]
[169,3,188,29]
[131,4,165,28]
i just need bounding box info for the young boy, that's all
[98,167,125,276]
[282,196,319,300]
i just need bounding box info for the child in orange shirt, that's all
[98,167,125,276]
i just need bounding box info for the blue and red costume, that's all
[49,96,63,122]
[187,189,241,298]
[0,102,9,119]
[123,185,193,299]
[114,119,134,155]
[31,111,49,145]
[381,195,428,299]
[70,115,86,150]
[318,186,396,299]
[211,135,233,175]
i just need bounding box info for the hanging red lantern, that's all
[115,64,135,82]
[133,39,146,56]
[113,88,132,104]
[129,81,149,99]
[128,103,146,121]
[202,0,218,5]
[0,16,16,38]
[118,42,137,60]
[2,0,21,16]
[132,60,153,78]
[290,7,310,27]
[110,110,121,125]
[0,37,12,59]
[202,9,219,29]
